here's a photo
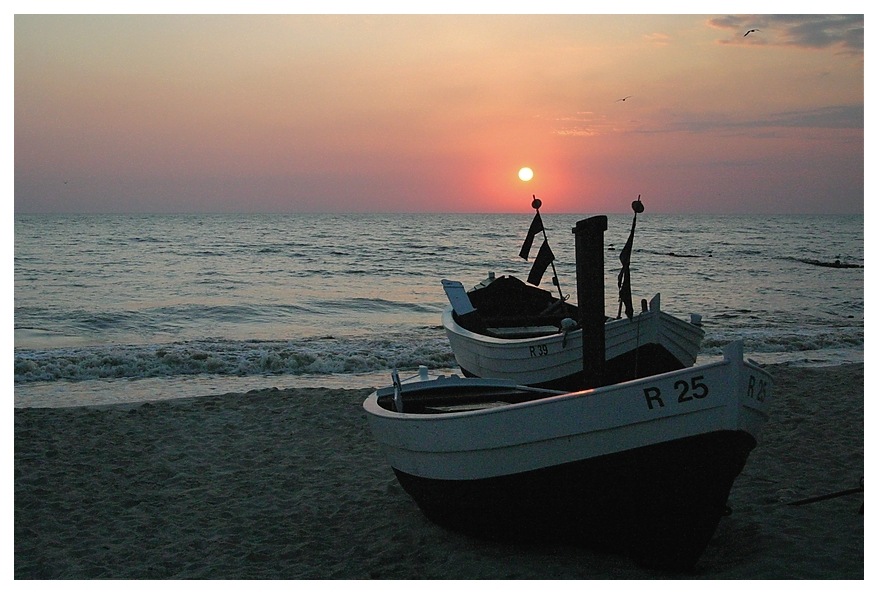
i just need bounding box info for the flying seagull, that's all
[744,28,760,37]
[616,95,632,102]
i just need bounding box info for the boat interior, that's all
[375,379,568,415]
[447,275,585,337]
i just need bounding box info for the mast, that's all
[572,215,608,389]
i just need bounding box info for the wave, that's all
[785,257,863,269]
[16,320,864,386]
[702,326,863,355]
[635,248,708,258]
[14,334,457,384]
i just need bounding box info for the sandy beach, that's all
[14,364,863,580]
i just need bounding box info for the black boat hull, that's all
[392,429,756,571]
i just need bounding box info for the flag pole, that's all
[617,195,643,319]
[530,195,567,306]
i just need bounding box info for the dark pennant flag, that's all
[617,214,637,319]
[527,240,555,286]
[519,212,544,260]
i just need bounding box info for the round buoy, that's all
[531,195,542,210]
[632,195,644,213]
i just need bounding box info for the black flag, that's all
[527,240,555,286]
[519,212,544,260]
[617,214,637,319]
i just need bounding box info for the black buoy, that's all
[632,194,644,213]
[531,195,542,210]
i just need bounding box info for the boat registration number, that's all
[642,373,770,410]
[642,375,709,410]
[747,374,770,403]
[528,344,550,357]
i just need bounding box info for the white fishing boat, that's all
[442,278,704,390]
[441,196,704,390]
[363,340,773,570]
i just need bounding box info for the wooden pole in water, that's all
[572,215,608,389]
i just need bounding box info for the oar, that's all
[512,384,568,395]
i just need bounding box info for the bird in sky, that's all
[744,28,760,37]
[616,95,632,102]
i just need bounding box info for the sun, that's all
[518,167,534,182]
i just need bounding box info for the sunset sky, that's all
[13,8,865,215]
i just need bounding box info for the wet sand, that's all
[14,364,864,579]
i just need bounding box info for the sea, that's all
[13,212,864,408]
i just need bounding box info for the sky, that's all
[11,6,866,215]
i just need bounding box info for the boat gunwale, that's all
[442,304,663,347]
[364,350,771,422]
[442,303,704,348]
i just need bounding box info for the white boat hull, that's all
[442,294,705,390]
